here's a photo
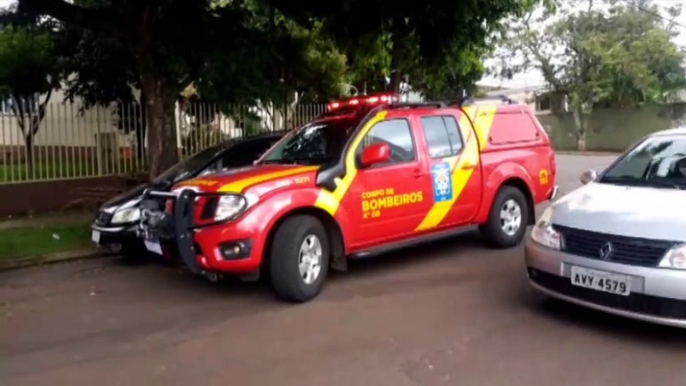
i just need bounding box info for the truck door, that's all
[345,117,434,249]
[413,113,483,232]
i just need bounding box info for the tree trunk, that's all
[576,130,586,152]
[389,70,402,94]
[24,133,34,177]
[388,54,402,94]
[139,53,179,180]
[572,107,588,152]
[135,95,147,163]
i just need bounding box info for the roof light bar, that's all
[326,93,399,112]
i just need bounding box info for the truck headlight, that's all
[111,207,141,224]
[658,245,686,270]
[530,207,561,250]
[215,195,248,222]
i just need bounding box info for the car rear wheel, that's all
[269,215,330,302]
[480,186,529,249]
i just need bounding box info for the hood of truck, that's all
[171,164,320,196]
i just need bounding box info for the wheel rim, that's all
[298,234,323,285]
[500,199,522,237]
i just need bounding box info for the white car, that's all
[526,127,686,327]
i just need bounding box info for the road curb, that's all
[0,249,110,272]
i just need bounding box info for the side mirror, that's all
[360,143,390,168]
[580,169,598,185]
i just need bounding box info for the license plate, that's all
[91,230,100,244]
[144,239,163,255]
[570,266,630,296]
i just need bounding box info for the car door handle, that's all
[461,163,476,170]
[411,169,425,178]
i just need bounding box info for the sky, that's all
[1,0,684,90]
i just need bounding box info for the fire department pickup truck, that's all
[139,93,557,302]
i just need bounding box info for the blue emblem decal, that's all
[431,162,453,203]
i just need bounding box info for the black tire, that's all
[269,215,330,302]
[479,186,529,249]
[119,242,150,264]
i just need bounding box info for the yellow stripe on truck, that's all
[217,166,319,193]
[314,111,389,216]
[415,106,497,231]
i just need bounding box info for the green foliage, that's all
[491,0,686,149]
[493,0,686,108]
[0,220,92,260]
[0,9,63,171]
[0,23,59,100]
[60,29,140,108]
[198,6,347,107]
[266,0,543,97]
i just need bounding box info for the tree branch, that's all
[32,88,53,136]
[10,94,26,135]
[19,0,130,40]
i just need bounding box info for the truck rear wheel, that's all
[269,215,330,302]
[479,186,529,249]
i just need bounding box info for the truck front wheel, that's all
[479,186,529,249]
[269,215,330,302]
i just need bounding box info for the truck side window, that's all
[442,116,464,154]
[420,116,464,158]
[359,119,416,164]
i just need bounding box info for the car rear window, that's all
[488,111,540,144]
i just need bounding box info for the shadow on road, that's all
[100,227,492,306]
[526,295,686,345]
[337,228,486,278]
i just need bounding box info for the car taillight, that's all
[165,199,174,214]
[550,152,556,176]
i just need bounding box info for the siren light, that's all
[326,93,399,112]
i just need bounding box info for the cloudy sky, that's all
[1,0,684,90]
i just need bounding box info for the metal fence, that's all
[0,101,326,184]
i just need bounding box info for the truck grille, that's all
[531,270,686,320]
[553,225,677,267]
[95,211,113,226]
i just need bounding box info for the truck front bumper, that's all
[139,189,264,275]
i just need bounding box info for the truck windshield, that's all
[259,119,354,165]
[599,134,686,190]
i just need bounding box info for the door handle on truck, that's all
[411,169,425,178]
[461,163,476,170]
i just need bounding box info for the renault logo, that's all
[599,242,613,259]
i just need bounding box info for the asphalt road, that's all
[3,154,686,386]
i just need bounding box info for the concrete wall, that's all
[537,103,686,151]
[0,176,140,217]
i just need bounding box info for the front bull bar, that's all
[141,188,245,274]
[139,188,202,273]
